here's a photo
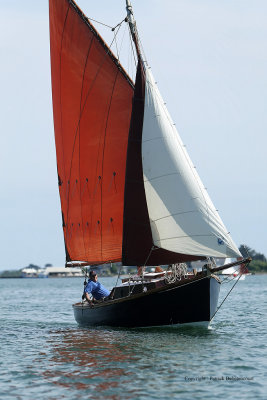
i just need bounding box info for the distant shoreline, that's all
[1,272,266,279]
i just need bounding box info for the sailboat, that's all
[49,0,250,327]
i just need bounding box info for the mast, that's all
[126,0,142,59]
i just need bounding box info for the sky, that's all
[0,0,266,270]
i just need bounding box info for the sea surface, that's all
[0,274,266,400]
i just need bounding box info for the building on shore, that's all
[21,266,83,278]
[43,266,83,277]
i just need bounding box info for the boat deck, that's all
[74,271,220,308]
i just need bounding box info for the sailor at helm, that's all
[84,270,110,306]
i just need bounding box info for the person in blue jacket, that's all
[84,270,110,306]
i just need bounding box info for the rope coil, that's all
[165,263,188,283]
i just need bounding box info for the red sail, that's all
[49,0,134,264]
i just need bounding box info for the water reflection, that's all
[42,328,140,398]
[41,324,216,398]
[2,276,264,400]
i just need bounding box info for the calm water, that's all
[0,275,266,399]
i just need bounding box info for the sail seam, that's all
[152,210,199,222]
[142,136,165,143]
[100,70,120,259]
[154,234,216,241]
[78,36,94,258]
[59,4,70,183]
[144,172,180,182]
[152,208,228,234]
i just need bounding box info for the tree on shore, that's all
[239,245,267,273]
[239,244,266,262]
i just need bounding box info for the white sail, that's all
[142,67,241,259]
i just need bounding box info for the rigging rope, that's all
[210,257,251,319]
[112,18,127,32]
[220,265,242,284]
[127,246,155,296]
[110,263,123,300]
[87,17,113,29]
[87,16,127,33]
[113,27,120,59]
[210,273,242,322]
[117,23,127,61]
[127,25,137,67]
[165,263,187,284]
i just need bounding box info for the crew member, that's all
[84,270,110,306]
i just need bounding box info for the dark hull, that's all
[73,275,220,328]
